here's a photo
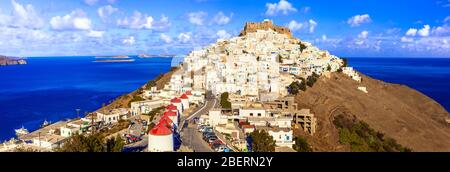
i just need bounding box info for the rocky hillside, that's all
[0,55,27,66]
[294,72,450,152]
[239,20,293,38]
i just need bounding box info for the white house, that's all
[239,108,267,118]
[96,108,129,125]
[130,99,163,116]
[266,127,294,148]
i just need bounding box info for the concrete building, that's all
[292,109,317,135]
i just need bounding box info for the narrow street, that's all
[180,91,218,152]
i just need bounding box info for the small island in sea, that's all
[93,55,134,63]
[0,55,27,66]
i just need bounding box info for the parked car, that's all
[211,142,223,150]
[208,137,219,144]
[202,133,216,140]
[202,127,213,133]
[204,134,218,141]
[209,139,223,147]
[215,145,228,152]
[197,125,209,132]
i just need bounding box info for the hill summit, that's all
[240,20,293,38]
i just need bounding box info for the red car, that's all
[209,139,223,147]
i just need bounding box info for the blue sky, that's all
[0,0,449,57]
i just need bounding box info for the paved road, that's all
[180,92,218,152]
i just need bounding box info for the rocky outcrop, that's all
[294,72,450,152]
[0,55,27,66]
[239,20,293,38]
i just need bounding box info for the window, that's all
[257,113,262,117]
[250,113,253,116]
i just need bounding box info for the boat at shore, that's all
[15,126,29,137]
[40,120,51,128]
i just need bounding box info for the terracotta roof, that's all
[164,110,177,117]
[159,115,173,126]
[166,104,177,111]
[149,123,172,135]
[185,91,192,95]
[180,94,189,99]
[171,97,181,103]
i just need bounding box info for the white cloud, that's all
[444,16,450,23]
[401,36,414,43]
[265,0,297,16]
[160,33,172,43]
[153,15,171,31]
[117,11,169,30]
[122,36,135,45]
[177,32,192,43]
[286,19,317,33]
[358,30,369,39]
[216,30,231,39]
[50,10,92,31]
[308,19,317,33]
[87,30,104,38]
[98,5,118,20]
[84,0,116,6]
[187,11,207,25]
[212,12,232,25]
[406,28,417,36]
[347,14,372,27]
[1,0,45,29]
[417,25,430,37]
[322,35,327,41]
[432,25,450,35]
[287,20,303,31]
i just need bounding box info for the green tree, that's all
[250,130,276,152]
[342,58,348,67]
[58,134,105,152]
[220,92,232,109]
[299,42,307,52]
[333,114,412,152]
[293,136,312,152]
[106,136,125,152]
[306,73,319,87]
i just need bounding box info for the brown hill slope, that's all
[95,67,178,113]
[295,72,450,151]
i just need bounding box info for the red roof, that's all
[164,110,177,117]
[166,104,177,111]
[185,91,192,95]
[149,123,172,135]
[159,115,173,126]
[180,94,188,99]
[171,97,181,103]
[242,125,255,129]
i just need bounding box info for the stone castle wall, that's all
[239,20,293,38]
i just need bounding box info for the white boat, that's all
[15,126,29,136]
[41,120,51,128]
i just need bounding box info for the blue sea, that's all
[0,56,173,141]
[0,57,449,141]
[348,57,450,113]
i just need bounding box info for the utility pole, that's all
[76,109,81,118]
